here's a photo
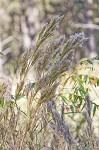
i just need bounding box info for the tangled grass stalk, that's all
[82,95,98,150]
[0,16,89,149]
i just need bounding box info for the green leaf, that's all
[30,83,36,89]
[0,98,5,108]
[78,86,86,95]
[0,52,4,56]
[86,88,88,93]
[97,80,99,86]
[93,105,97,116]
[61,96,68,104]
[69,94,72,101]
[18,94,25,99]
[70,105,74,113]
[10,100,15,106]
[81,102,86,111]
[73,95,78,103]
[87,59,93,64]
[83,75,88,83]
[78,98,82,108]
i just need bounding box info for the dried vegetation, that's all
[0,16,99,150]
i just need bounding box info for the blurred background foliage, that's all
[0,0,99,75]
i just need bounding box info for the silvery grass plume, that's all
[80,95,99,150]
[14,16,87,105]
[0,16,88,150]
[47,100,76,150]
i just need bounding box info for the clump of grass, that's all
[1,16,98,150]
[75,94,99,150]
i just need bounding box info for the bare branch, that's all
[72,23,99,30]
